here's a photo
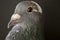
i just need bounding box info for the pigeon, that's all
[5,1,44,40]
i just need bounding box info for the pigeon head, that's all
[8,1,42,29]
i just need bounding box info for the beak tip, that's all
[7,26,9,29]
[7,24,10,29]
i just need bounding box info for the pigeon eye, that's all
[27,7,33,12]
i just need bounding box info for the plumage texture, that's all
[5,1,44,40]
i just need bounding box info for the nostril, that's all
[27,7,33,12]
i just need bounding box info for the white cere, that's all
[11,14,21,20]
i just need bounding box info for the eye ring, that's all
[27,7,33,12]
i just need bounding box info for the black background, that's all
[0,0,60,40]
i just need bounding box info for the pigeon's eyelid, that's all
[11,14,21,20]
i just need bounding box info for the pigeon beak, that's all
[7,14,21,28]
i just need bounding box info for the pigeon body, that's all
[5,1,43,40]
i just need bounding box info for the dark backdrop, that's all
[0,0,60,40]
